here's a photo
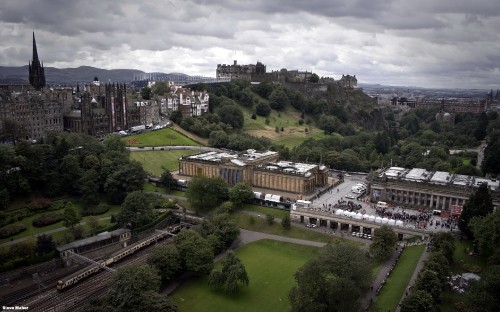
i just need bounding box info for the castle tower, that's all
[28,32,46,90]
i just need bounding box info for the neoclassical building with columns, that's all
[369,167,499,212]
[178,149,329,194]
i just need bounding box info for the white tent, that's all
[354,213,363,220]
[395,220,404,227]
[382,217,389,224]
[388,219,396,226]
[368,215,376,222]
[335,209,344,215]
[375,216,383,223]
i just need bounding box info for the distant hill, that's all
[0,65,190,85]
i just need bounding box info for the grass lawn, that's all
[171,239,320,312]
[130,150,197,176]
[440,240,488,312]
[0,200,121,245]
[237,204,290,219]
[241,105,327,148]
[230,212,359,245]
[373,245,425,312]
[122,128,201,147]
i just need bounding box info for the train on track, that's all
[56,224,182,291]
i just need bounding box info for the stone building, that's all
[216,60,266,79]
[416,98,486,113]
[179,149,329,194]
[160,88,209,117]
[28,32,46,91]
[64,79,133,136]
[339,74,358,89]
[369,167,499,211]
[0,85,73,142]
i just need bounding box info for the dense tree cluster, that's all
[458,184,494,238]
[369,225,398,262]
[289,243,372,312]
[0,133,146,209]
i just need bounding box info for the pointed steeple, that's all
[32,32,39,63]
[28,32,46,90]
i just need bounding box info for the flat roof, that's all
[185,149,278,164]
[56,228,129,251]
[430,171,452,184]
[404,168,432,181]
[382,167,407,178]
[259,161,317,176]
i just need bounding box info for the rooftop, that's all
[56,228,129,252]
[184,149,278,164]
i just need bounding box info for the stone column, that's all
[360,226,364,234]
[327,220,331,228]
[371,228,374,235]
[348,223,352,233]
[338,222,341,230]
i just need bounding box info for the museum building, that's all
[178,149,329,194]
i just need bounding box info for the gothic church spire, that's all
[28,32,46,90]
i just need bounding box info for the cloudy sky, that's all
[1,0,499,89]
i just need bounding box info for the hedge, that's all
[82,204,110,216]
[32,212,63,227]
[0,209,33,228]
[0,224,27,239]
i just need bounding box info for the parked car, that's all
[345,193,356,199]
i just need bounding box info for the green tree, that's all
[159,169,177,190]
[269,89,289,111]
[400,290,434,312]
[35,234,55,255]
[481,140,500,175]
[147,245,181,285]
[107,264,161,310]
[140,86,152,100]
[175,228,214,275]
[474,112,488,140]
[186,176,229,211]
[370,225,398,262]
[104,162,146,204]
[429,232,455,263]
[208,130,229,148]
[79,169,100,206]
[466,265,500,312]
[413,269,443,303]
[208,252,249,294]
[470,210,500,263]
[150,81,171,96]
[228,183,254,206]
[458,183,494,237]
[281,214,291,230]
[424,252,450,284]
[266,213,275,225]
[216,103,245,129]
[255,102,271,117]
[289,244,372,312]
[117,191,156,229]
[309,73,319,83]
[63,204,81,229]
[86,216,100,234]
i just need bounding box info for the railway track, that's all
[24,236,174,312]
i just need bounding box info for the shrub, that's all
[266,214,275,225]
[82,204,110,216]
[0,209,33,228]
[298,119,304,125]
[28,198,52,212]
[0,224,27,239]
[32,212,63,227]
[463,263,482,273]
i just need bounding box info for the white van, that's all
[376,201,388,209]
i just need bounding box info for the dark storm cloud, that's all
[0,0,499,88]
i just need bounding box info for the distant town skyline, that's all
[0,0,499,89]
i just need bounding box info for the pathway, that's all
[395,247,429,312]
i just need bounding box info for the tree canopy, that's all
[117,191,157,229]
[147,245,181,285]
[208,252,249,294]
[458,183,494,237]
[228,182,254,206]
[289,243,372,312]
[174,228,214,275]
[370,225,398,262]
[186,176,229,211]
